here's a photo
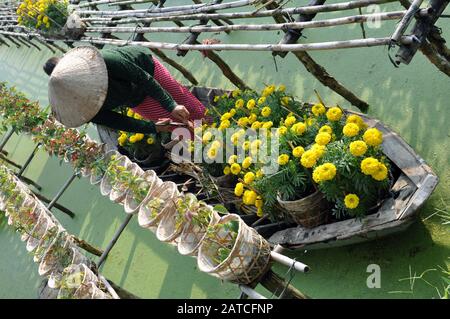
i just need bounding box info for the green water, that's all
[0,1,449,298]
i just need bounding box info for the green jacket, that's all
[91,46,177,134]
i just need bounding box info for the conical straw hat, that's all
[48,46,108,128]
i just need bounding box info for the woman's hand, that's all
[170,105,190,123]
[155,118,173,132]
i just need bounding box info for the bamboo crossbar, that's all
[76,0,258,17]
[77,0,156,7]
[85,11,406,34]
[81,0,397,24]
[79,35,413,51]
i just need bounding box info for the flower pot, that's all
[90,150,120,186]
[177,206,221,256]
[197,214,271,285]
[26,211,55,252]
[277,190,330,228]
[2,183,28,214]
[138,181,178,229]
[6,195,35,226]
[39,240,88,277]
[100,154,132,196]
[20,203,43,242]
[33,227,65,263]
[109,162,144,204]
[156,194,187,243]
[123,170,160,214]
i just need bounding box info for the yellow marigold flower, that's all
[284,115,296,127]
[256,169,264,179]
[258,97,266,105]
[292,146,305,158]
[243,141,250,151]
[235,99,244,108]
[251,139,261,150]
[347,114,366,129]
[243,190,257,206]
[117,134,127,146]
[255,196,263,208]
[291,122,306,135]
[319,125,332,134]
[361,157,380,175]
[281,96,290,106]
[262,121,273,129]
[230,163,241,175]
[202,131,213,143]
[242,156,252,169]
[221,112,231,121]
[220,119,231,129]
[238,117,249,127]
[129,135,138,143]
[318,163,337,181]
[306,117,316,127]
[134,133,144,141]
[228,155,238,165]
[277,126,288,136]
[261,106,271,117]
[232,89,241,98]
[126,108,134,117]
[363,128,383,146]
[42,16,48,24]
[223,166,231,175]
[326,107,343,121]
[311,103,326,117]
[207,147,217,159]
[229,108,236,116]
[349,140,367,157]
[315,132,332,146]
[300,150,318,168]
[312,168,322,183]
[244,172,255,184]
[372,163,388,181]
[262,85,275,97]
[213,96,220,103]
[134,113,143,120]
[248,113,257,124]
[234,182,244,197]
[311,144,326,158]
[343,123,360,137]
[277,154,290,166]
[231,133,240,146]
[257,207,264,217]
[344,194,359,209]
[278,84,286,92]
[146,137,155,145]
[211,140,221,149]
[251,121,262,130]
[246,99,256,110]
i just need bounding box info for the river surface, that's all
[0,0,449,298]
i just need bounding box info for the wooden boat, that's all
[98,86,439,250]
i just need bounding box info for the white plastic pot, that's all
[137,181,178,229]
[123,170,160,214]
[109,162,144,204]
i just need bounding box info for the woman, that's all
[45,45,206,135]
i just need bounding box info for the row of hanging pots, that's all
[95,151,272,285]
[0,166,113,299]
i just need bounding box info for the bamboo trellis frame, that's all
[0,0,449,107]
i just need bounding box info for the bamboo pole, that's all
[76,0,258,17]
[79,35,412,51]
[78,0,396,21]
[85,11,406,34]
[391,0,424,43]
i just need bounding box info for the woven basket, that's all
[197,214,271,285]
[177,207,221,256]
[277,190,330,228]
[138,181,178,229]
[124,170,160,214]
